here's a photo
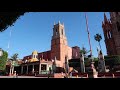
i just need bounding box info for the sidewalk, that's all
[0,76,48,78]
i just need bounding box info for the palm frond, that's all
[94,33,102,42]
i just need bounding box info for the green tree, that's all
[11,53,18,61]
[10,53,19,74]
[94,33,102,51]
[80,46,90,57]
[0,50,8,73]
[80,47,87,57]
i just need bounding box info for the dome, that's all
[32,50,38,55]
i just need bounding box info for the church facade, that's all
[19,21,81,75]
[102,12,120,56]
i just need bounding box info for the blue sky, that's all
[0,12,110,59]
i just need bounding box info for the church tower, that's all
[102,12,120,55]
[110,12,120,55]
[51,21,70,68]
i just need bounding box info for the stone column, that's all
[32,64,34,74]
[11,66,14,75]
[39,64,41,74]
[21,66,23,74]
[9,66,12,76]
[47,64,49,74]
[26,65,28,74]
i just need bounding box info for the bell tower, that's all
[102,13,117,55]
[110,12,120,55]
[102,12,120,55]
[51,21,68,67]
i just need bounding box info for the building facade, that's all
[102,12,120,56]
[17,21,81,75]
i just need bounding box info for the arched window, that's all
[56,29,57,35]
[61,29,63,35]
[116,22,120,32]
[107,32,109,39]
[34,55,36,58]
[36,55,38,58]
[109,31,112,38]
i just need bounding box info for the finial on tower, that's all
[58,20,60,24]
[104,12,108,22]
[54,21,55,25]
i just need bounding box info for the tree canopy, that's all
[80,46,90,57]
[11,53,19,61]
[0,12,26,32]
[94,33,102,42]
[0,50,8,71]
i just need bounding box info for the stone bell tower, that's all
[51,21,71,68]
[102,12,120,56]
[110,12,120,55]
[102,13,117,55]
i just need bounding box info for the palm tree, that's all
[80,47,91,70]
[11,53,18,61]
[80,47,90,58]
[10,53,18,75]
[94,33,102,51]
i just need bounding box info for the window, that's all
[61,29,63,35]
[41,64,47,71]
[116,22,120,32]
[36,55,38,58]
[56,29,57,35]
[109,31,112,38]
[34,55,36,58]
[107,32,109,39]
